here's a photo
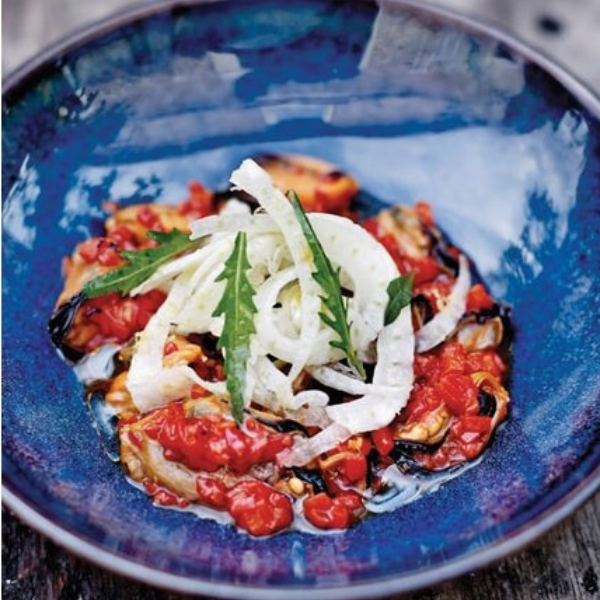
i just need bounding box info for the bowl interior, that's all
[3,0,600,594]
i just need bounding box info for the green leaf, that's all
[82,229,200,298]
[212,232,258,424]
[288,191,366,379]
[384,274,414,326]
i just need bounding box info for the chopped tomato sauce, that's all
[196,476,228,510]
[363,218,445,285]
[163,341,178,355]
[371,427,394,456]
[312,172,358,214]
[396,340,507,470]
[190,384,212,399]
[77,223,143,267]
[414,201,434,227]
[465,350,506,377]
[341,454,368,483]
[466,283,496,312]
[78,238,124,267]
[304,492,364,530]
[137,206,163,230]
[226,481,293,536]
[69,290,166,353]
[414,416,491,469]
[434,373,479,416]
[144,481,190,508]
[178,181,216,220]
[141,405,293,475]
[319,436,372,493]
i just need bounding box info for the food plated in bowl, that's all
[3,0,600,596]
[49,154,512,535]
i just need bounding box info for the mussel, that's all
[454,315,505,351]
[47,292,85,363]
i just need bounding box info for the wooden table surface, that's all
[3,0,600,598]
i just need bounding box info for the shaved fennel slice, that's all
[251,356,331,429]
[256,267,344,365]
[254,272,345,366]
[280,305,415,465]
[190,212,277,240]
[251,354,329,411]
[170,239,238,336]
[173,262,228,337]
[292,405,332,428]
[219,198,252,216]
[372,305,414,388]
[279,422,352,467]
[309,328,345,365]
[287,389,330,409]
[127,270,226,413]
[246,232,290,288]
[326,305,414,433]
[308,365,399,397]
[310,214,398,358]
[252,354,295,409]
[230,159,321,381]
[254,267,299,361]
[177,234,289,338]
[416,254,471,353]
[307,364,367,394]
[174,236,244,335]
[133,204,255,294]
[252,213,399,367]
[254,269,344,366]
[131,237,232,297]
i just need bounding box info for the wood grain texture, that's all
[3,494,600,599]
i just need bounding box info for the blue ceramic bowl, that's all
[3,0,600,597]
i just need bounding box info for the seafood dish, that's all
[49,154,512,537]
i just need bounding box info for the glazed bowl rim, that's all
[3,0,600,597]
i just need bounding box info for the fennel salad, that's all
[49,154,512,536]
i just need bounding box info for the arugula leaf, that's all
[82,229,200,298]
[212,232,258,424]
[288,191,366,379]
[384,274,414,326]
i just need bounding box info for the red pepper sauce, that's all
[70,191,510,534]
[140,404,293,474]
